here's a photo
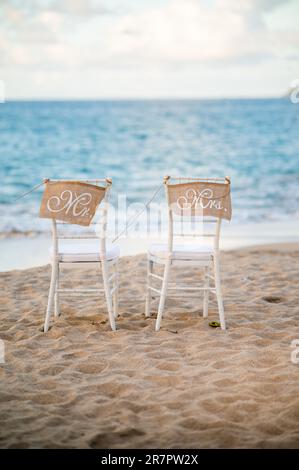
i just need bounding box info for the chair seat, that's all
[51,241,120,262]
[148,243,214,260]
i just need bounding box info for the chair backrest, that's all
[163,176,231,253]
[43,178,112,256]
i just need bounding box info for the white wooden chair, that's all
[145,176,231,331]
[43,178,119,332]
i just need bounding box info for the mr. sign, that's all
[39,181,106,226]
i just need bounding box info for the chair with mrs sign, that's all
[145,175,231,331]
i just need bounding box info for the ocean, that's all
[0,98,298,235]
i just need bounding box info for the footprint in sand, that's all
[40,365,65,376]
[75,363,107,374]
[262,296,284,304]
[89,428,145,448]
[156,362,180,372]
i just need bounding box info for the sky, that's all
[0,0,298,99]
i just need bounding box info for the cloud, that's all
[1,0,297,68]
[96,0,298,67]
[0,0,298,98]
[0,0,112,50]
[0,0,111,67]
[1,0,111,19]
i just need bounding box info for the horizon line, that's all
[2,95,286,102]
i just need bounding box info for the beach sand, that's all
[0,245,299,448]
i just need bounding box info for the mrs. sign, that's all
[168,181,232,220]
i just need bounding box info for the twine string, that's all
[111,182,164,243]
[12,179,48,203]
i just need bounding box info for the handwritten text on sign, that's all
[39,181,106,226]
[168,182,231,220]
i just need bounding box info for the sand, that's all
[0,246,299,449]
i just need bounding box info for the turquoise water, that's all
[0,99,298,234]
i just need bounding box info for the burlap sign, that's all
[167,181,232,220]
[39,181,106,226]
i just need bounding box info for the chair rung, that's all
[57,292,103,297]
[148,286,161,294]
[57,288,103,293]
[167,285,215,291]
[57,221,105,225]
[173,233,215,237]
[163,294,212,299]
[58,236,100,239]
[146,291,219,300]
[149,273,164,281]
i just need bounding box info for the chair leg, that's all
[203,265,210,318]
[113,260,119,319]
[155,259,171,331]
[101,258,116,331]
[44,261,58,332]
[145,259,153,317]
[54,263,60,318]
[213,255,226,330]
